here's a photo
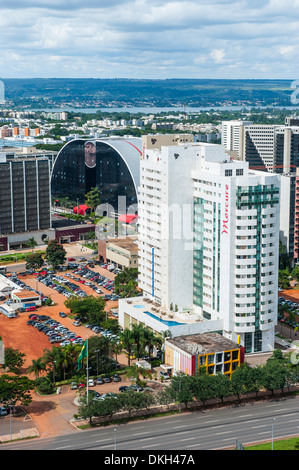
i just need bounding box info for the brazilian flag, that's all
[78,340,88,370]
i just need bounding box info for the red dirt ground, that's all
[0,266,134,437]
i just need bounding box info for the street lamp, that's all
[95,349,100,377]
[272,418,275,450]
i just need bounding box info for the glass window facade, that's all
[51,139,139,213]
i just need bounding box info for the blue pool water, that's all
[144,310,184,327]
[133,305,146,308]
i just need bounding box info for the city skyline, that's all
[0,0,299,80]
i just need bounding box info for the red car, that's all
[26,306,36,312]
[68,257,76,261]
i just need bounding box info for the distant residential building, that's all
[222,119,299,174]
[221,120,253,160]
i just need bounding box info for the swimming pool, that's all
[133,305,146,308]
[144,310,184,327]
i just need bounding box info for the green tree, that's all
[211,373,231,404]
[0,374,35,406]
[169,373,195,410]
[193,371,215,406]
[262,357,293,395]
[26,237,38,253]
[27,358,47,379]
[230,364,252,401]
[131,323,146,360]
[1,347,26,375]
[156,387,173,411]
[45,239,66,268]
[25,253,44,271]
[85,187,101,212]
[64,296,106,325]
[120,329,135,367]
[142,327,162,358]
[42,346,63,383]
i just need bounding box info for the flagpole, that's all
[86,335,89,402]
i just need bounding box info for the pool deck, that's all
[126,297,202,325]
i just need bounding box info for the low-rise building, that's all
[98,236,138,270]
[164,332,244,377]
[11,290,41,308]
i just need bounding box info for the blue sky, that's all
[0,0,299,79]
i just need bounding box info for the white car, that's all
[88,379,95,387]
[159,371,171,380]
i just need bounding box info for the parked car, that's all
[96,377,104,385]
[113,374,121,382]
[129,384,143,392]
[88,379,95,387]
[103,375,111,383]
[0,406,8,416]
[159,371,170,380]
[59,312,67,318]
[119,386,129,393]
[25,306,36,312]
[70,382,77,390]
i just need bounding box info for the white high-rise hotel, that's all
[138,138,280,353]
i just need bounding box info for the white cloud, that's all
[0,1,298,78]
[210,49,226,64]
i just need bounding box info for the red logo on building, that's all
[222,184,229,234]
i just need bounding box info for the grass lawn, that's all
[246,437,299,450]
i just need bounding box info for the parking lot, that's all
[0,262,120,368]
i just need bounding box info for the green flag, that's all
[78,340,88,370]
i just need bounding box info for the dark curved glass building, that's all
[51,138,142,214]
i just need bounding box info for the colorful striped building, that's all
[164,332,245,378]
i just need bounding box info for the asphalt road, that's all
[2,394,299,451]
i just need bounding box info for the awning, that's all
[118,214,138,224]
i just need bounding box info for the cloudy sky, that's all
[0,0,299,79]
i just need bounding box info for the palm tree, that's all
[27,358,46,379]
[143,327,162,358]
[131,323,146,360]
[59,348,74,381]
[42,346,62,383]
[27,237,38,253]
[110,339,123,366]
[125,364,150,386]
[63,343,81,376]
[120,329,135,367]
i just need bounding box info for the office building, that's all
[123,139,281,353]
[98,236,138,270]
[0,155,54,250]
[221,120,252,160]
[222,119,299,174]
[51,137,142,215]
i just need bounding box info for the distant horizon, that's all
[0,77,297,81]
